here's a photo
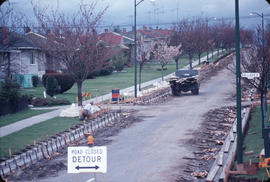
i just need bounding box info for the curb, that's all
[206,107,251,182]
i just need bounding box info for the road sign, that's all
[241,72,260,79]
[67,146,107,173]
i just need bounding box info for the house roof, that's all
[123,28,173,41]
[99,32,122,46]
[0,30,39,51]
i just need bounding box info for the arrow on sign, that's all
[75,165,99,170]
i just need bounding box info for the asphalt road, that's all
[37,67,235,182]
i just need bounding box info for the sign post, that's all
[68,146,107,174]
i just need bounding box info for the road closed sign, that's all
[67,146,107,173]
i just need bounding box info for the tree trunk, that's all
[206,51,209,60]
[217,48,219,56]
[6,52,11,80]
[198,54,201,65]
[77,81,83,106]
[161,65,164,81]
[211,49,214,59]
[261,92,267,131]
[189,55,192,70]
[175,58,179,71]
[139,64,142,91]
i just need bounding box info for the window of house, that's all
[30,51,35,65]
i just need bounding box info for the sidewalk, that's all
[0,52,217,138]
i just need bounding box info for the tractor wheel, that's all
[191,88,199,95]
[171,87,181,96]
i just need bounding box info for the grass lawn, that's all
[232,105,270,180]
[22,62,188,103]
[0,117,80,158]
[0,109,54,127]
[21,51,227,104]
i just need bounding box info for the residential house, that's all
[99,29,134,65]
[122,26,174,62]
[0,27,46,88]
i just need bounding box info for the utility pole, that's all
[235,0,243,164]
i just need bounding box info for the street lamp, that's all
[206,17,216,61]
[134,0,155,98]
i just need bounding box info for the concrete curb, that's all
[206,107,251,182]
[0,112,121,177]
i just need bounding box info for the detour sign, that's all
[67,146,107,173]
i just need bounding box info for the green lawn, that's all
[22,62,188,103]
[0,117,80,158]
[232,105,270,180]
[22,53,218,104]
[0,109,54,127]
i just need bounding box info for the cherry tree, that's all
[151,41,180,81]
[137,35,151,91]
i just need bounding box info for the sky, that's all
[7,0,270,30]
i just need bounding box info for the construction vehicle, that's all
[169,70,200,96]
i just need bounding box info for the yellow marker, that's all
[87,135,94,145]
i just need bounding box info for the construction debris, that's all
[191,170,208,178]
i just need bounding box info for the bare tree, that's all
[173,19,197,70]
[0,1,26,80]
[169,30,182,70]
[241,26,270,129]
[32,1,110,106]
[194,18,207,65]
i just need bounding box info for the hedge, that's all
[42,73,75,94]
[0,95,29,116]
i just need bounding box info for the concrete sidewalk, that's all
[0,52,218,138]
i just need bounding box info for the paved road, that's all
[0,52,218,138]
[37,61,235,182]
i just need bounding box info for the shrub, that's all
[17,74,24,86]
[32,97,71,107]
[0,80,21,102]
[0,95,29,116]
[156,67,167,71]
[42,74,75,94]
[113,53,126,72]
[46,76,59,97]
[32,75,39,87]
[99,66,114,76]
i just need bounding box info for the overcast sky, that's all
[8,0,270,30]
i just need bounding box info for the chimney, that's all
[104,29,109,33]
[123,28,127,34]
[143,25,147,31]
[24,27,31,34]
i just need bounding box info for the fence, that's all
[0,111,121,177]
